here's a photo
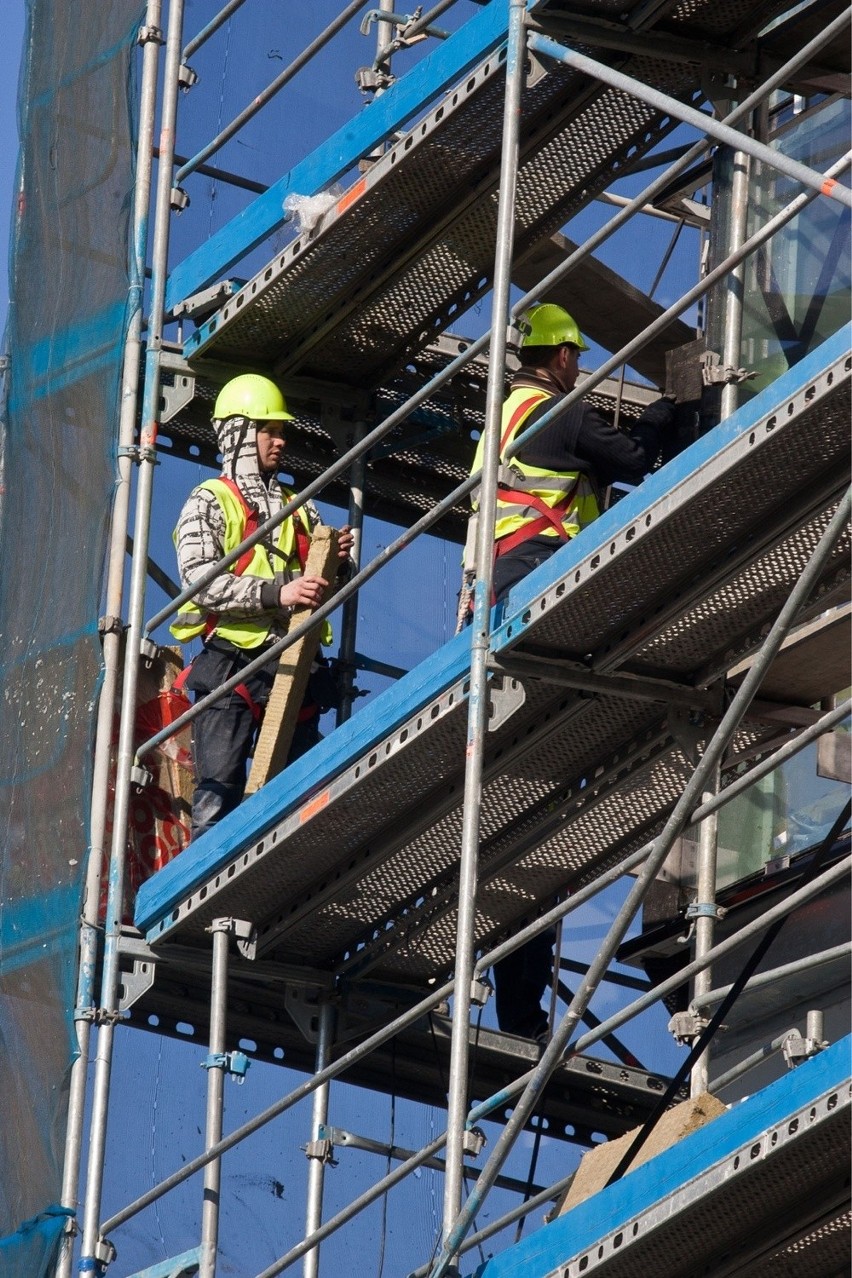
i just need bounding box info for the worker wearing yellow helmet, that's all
[171,373,353,839]
[470,303,677,1039]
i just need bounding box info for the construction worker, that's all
[472,302,677,1038]
[171,373,353,839]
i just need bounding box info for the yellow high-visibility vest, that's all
[171,477,332,648]
[470,386,599,546]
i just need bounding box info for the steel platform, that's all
[135,328,851,987]
[119,929,676,1145]
[470,1034,851,1278]
[174,0,782,392]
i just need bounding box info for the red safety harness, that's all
[178,477,312,723]
[492,393,583,559]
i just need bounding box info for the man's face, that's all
[256,422,286,472]
[555,343,580,391]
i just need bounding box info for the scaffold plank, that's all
[135,327,851,977]
[470,1034,851,1277]
[179,0,773,391]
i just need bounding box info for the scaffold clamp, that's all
[668,1010,709,1045]
[304,1136,337,1165]
[202,1050,251,1083]
[686,901,727,921]
[470,977,492,1007]
[462,1126,486,1158]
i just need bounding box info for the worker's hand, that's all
[278,575,328,611]
[336,525,355,559]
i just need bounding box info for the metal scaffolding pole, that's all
[200,921,232,1278]
[442,0,526,1235]
[689,759,721,1098]
[78,1,186,1269]
[429,489,852,1277]
[175,0,369,183]
[55,7,164,1274]
[718,85,752,421]
[96,693,849,1242]
[337,423,366,725]
[527,33,852,210]
[303,1003,336,1278]
[141,13,848,653]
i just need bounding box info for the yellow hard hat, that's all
[517,303,589,352]
[214,374,294,421]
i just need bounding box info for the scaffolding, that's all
[6,1,848,1275]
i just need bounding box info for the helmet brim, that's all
[254,409,295,422]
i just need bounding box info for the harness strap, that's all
[233,681,264,723]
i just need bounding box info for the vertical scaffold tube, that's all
[57,7,164,1275]
[431,489,852,1276]
[338,424,366,725]
[200,923,231,1277]
[441,0,527,1240]
[303,1003,336,1278]
[78,1,186,1270]
[690,758,721,1097]
[721,129,751,421]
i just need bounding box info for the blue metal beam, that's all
[164,0,513,313]
[470,1035,851,1277]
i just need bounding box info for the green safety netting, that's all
[0,2,143,1273]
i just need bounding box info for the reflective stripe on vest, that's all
[470,386,599,546]
[170,478,331,649]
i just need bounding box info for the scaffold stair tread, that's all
[135,328,851,983]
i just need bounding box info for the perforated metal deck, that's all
[177,0,782,391]
[135,330,851,989]
[472,1035,851,1278]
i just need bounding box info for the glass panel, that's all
[739,96,852,399]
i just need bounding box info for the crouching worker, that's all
[171,374,353,840]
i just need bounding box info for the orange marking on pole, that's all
[337,178,366,216]
[300,790,330,823]
[822,178,838,196]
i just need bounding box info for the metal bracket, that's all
[487,675,526,733]
[119,958,157,1012]
[177,62,198,91]
[667,706,704,765]
[98,614,125,638]
[470,977,492,1007]
[284,986,323,1043]
[138,24,164,45]
[130,763,153,790]
[171,281,239,322]
[700,351,757,387]
[685,900,727,921]
[355,65,394,95]
[668,1009,709,1045]
[161,373,196,424]
[304,1136,337,1165]
[783,1012,829,1068]
[206,916,256,959]
[202,1050,251,1083]
[170,186,190,213]
[462,1127,486,1158]
[139,636,159,663]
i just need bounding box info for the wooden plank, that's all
[245,526,339,794]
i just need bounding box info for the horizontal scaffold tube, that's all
[144,8,848,642]
[137,142,849,766]
[100,697,848,1239]
[528,33,852,209]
